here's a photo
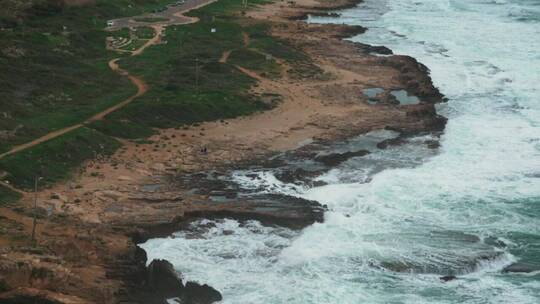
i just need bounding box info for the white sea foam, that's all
[142,0,540,302]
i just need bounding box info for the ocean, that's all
[141,0,540,302]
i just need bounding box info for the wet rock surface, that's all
[502,262,540,274]
[440,275,457,282]
[147,259,184,299]
[315,149,370,166]
[378,250,505,275]
[183,282,223,304]
[145,259,222,304]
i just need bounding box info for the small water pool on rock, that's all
[363,88,421,105]
[390,89,421,105]
[362,87,384,104]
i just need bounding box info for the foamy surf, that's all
[142,0,540,302]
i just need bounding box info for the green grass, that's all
[0,0,178,153]
[119,38,149,51]
[107,14,275,130]
[188,0,272,18]
[133,27,156,39]
[0,127,121,189]
[0,185,22,206]
[99,0,317,133]
[88,119,157,139]
[228,48,281,78]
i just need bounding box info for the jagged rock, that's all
[145,259,222,304]
[440,275,457,282]
[315,150,370,166]
[183,281,222,304]
[146,259,184,299]
[274,168,324,185]
[425,140,440,149]
[376,137,406,149]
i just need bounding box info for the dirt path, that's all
[0,180,26,195]
[219,50,232,63]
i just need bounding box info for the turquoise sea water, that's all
[142,1,540,302]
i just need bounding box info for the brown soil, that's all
[0,0,446,303]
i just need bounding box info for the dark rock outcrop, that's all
[146,259,222,304]
[147,259,184,299]
[405,104,447,133]
[440,275,457,282]
[274,168,326,186]
[183,281,223,304]
[376,137,407,150]
[315,150,370,166]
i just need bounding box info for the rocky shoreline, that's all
[0,0,451,303]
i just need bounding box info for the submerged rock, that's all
[376,137,407,149]
[314,150,370,166]
[440,275,457,282]
[503,262,540,274]
[274,168,326,185]
[378,250,504,275]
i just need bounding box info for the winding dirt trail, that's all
[0,2,212,161]
[0,40,153,161]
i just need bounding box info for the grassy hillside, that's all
[0,185,22,206]
[99,0,308,136]
[0,0,175,153]
[0,127,121,189]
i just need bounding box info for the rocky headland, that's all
[0,0,449,303]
